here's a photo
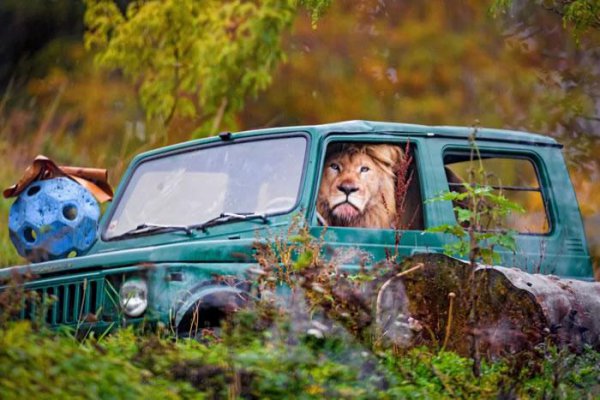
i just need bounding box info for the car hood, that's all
[0,236,258,281]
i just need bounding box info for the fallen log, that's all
[300,253,600,357]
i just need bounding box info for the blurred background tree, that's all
[85,0,296,137]
[0,0,598,267]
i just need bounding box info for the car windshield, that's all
[105,136,307,239]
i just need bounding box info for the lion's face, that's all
[317,144,402,229]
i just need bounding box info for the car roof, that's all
[137,120,560,160]
[240,120,560,147]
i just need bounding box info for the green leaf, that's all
[455,208,472,223]
[426,224,466,238]
[294,250,314,270]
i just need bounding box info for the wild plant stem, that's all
[441,292,456,351]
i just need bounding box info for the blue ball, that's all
[8,177,100,262]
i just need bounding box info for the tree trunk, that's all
[376,254,600,356]
[302,253,600,357]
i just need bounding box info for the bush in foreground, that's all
[1,318,600,399]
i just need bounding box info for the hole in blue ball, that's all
[27,185,41,196]
[63,204,78,221]
[23,227,37,243]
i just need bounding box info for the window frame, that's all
[310,135,425,232]
[102,132,311,241]
[442,148,554,236]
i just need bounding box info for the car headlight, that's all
[119,278,148,317]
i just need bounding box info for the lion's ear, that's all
[388,145,404,166]
[367,144,404,168]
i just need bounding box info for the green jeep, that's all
[0,120,593,334]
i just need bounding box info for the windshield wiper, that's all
[110,223,195,240]
[190,212,269,232]
[110,212,269,240]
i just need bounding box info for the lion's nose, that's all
[338,184,358,196]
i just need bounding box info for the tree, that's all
[84,0,331,136]
[488,0,600,163]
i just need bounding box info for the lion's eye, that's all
[330,163,340,172]
[360,166,370,173]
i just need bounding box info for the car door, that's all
[437,142,592,279]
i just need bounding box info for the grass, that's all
[1,314,600,399]
[0,162,26,267]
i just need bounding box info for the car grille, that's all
[21,278,104,325]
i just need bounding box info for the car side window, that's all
[316,141,424,230]
[443,152,550,234]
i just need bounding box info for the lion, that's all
[317,143,405,229]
